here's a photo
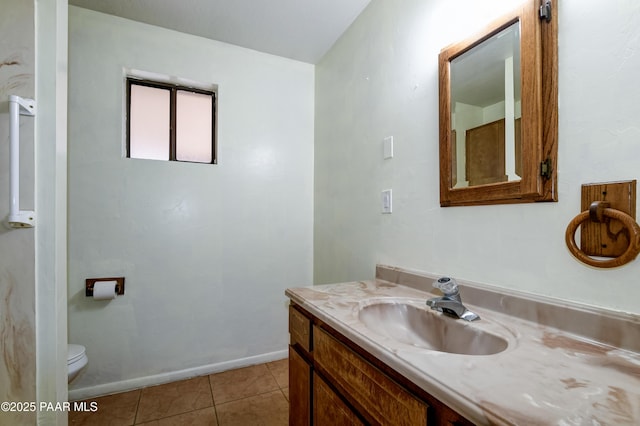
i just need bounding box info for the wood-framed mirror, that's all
[439,0,557,206]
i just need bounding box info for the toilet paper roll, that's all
[93,281,118,300]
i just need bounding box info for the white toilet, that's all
[68,344,88,383]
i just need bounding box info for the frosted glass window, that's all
[176,91,213,163]
[127,78,217,164]
[129,85,170,160]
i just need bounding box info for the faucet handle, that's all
[433,277,459,296]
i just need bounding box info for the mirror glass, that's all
[450,22,521,188]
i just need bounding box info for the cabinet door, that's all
[289,346,311,426]
[314,372,364,426]
[314,326,429,425]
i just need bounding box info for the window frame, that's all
[126,77,217,164]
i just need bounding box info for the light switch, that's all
[384,136,394,159]
[382,189,392,214]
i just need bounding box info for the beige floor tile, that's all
[69,362,288,426]
[216,390,288,426]
[136,376,213,423]
[137,406,218,426]
[69,389,140,426]
[135,420,159,425]
[209,364,279,404]
[266,358,289,389]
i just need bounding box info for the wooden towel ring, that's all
[565,204,640,268]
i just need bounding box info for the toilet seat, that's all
[68,344,86,365]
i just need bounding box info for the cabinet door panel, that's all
[289,346,311,426]
[314,326,429,425]
[314,372,364,426]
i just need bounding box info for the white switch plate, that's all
[381,189,392,214]
[383,136,393,159]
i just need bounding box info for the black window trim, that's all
[126,77,217,164]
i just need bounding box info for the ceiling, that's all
[68,0,371,64]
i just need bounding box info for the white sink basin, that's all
[358,300,508,355]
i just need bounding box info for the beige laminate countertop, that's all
[286,279,640,425]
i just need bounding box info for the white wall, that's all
[35,0,69,423]
[314,0,640,314]
[1,2,68,424]
[68,6,314,396]
[0,1,36,424]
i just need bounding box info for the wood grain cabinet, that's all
[314,372,364,426]
[289,346,312,425]
[288,303,474,426]
[289,305,312,425]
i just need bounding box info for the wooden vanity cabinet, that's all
[314,325,428,425]
[289,304,312,352]
[288,303,473,426]
[314,372,365,425]
[289,346,312,425]
[289,305,313,425]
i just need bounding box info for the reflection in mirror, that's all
[450,22,522,188]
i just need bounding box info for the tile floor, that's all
[69,359,289,426]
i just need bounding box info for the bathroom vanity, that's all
[286,265,640,425]
[289,302,472,425]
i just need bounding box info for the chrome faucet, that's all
[426,277,479,321]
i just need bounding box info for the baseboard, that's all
[68,348,288,401]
